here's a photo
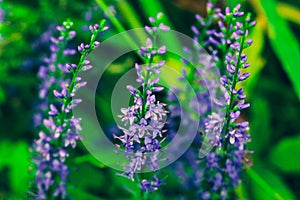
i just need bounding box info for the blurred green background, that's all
[0,0,300,199]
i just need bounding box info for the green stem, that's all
[141,35,156,117]
[141,56,153,117]
[59,28,101,128]
[59,53,85,125]
[222,26,246,152]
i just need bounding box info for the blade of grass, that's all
[252,0,300,101]
[247,167,296,200]
[247,168,284,200]
[115,0,148,42]
[95,0,147,62]
[116,0,142,29]
[277,2,300,25]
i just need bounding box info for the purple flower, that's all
[167,1,255,198]
[33,19,108,199]
[115,13,169,192]
[198,1,253,198]
[140,175,164,192]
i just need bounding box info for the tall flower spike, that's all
[32,19,108,199]
[115,13,169,193]
[200,3,254,199]
[34,19,77,127]
[169,1,255,199]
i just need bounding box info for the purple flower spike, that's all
[33,19,108,199]
[167,1,255,198]
[115,13,169,193]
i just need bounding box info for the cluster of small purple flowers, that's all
[115,13,169,193]
[169,2,255,199]
[33,19,108,199]
[196,2,255,199]
[35,19,76,127]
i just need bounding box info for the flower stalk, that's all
[33,19,108,199]
[115,12,169,197]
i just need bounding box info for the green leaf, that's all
[0,141,13,167]
[69,188,105,200]
[235,182,248,200]
[9,141,30,197]
[277,2,300,25]
[0,141,30,198]
[259,0,300,101]
[269,135,300,173]
[247,167,295,200]
[111,173,141,200]
[249,97,271,154]
[116,0,144,29]
[73,154,106,168]
[0,86,5,105]
[69,164,104,194]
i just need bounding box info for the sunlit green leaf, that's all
[247,167,295,200]
[249,97,271,154]
[277,2,300,25]
[259,0,300,101]
[73,154,106,168]
[269,135,300,173]
[0,141,30,198]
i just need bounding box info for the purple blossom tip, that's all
[77,43,85,52]
[153,86,164,92]
[157,12,163,19]
[49,104,58,116]
[191,25,199,35]
[56,26,64,31]
[102,26,109,31]
[239,72,250,81]
[195,14,202,21]
[158,46,166,54]
[94,41,100,47]
[69,31,76,39]
[207,2,214,9]
[149,16,155,24]
[225,7,231,15]
[159,23,170,31]
[146,38,153,48]
[145,26,152,34]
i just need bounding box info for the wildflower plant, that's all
[32,19,108,199]
[168,1,255,199]
[114,13,169,195]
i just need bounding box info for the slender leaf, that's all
[277,2,300,25]
[249,97,271,154]
[259,0,300,101]
[247,167,295,200]
[269,135,300,173]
